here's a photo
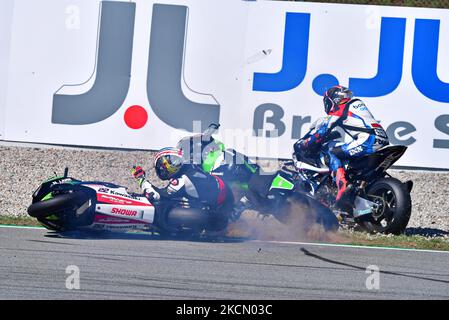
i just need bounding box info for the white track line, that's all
[1,224,447,254]
[0,224,45,230]
[251,240,449,254]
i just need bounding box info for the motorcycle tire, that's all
[165,207,210,231]
[358,177,412,235]
[277,193,339,232]
[304,196,339,232]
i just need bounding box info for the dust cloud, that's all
[226,199,349,244]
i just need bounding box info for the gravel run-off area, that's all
[0,144,448,237]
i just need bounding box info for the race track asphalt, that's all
[0,226,448,300]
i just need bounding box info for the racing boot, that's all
[334,167,352,210]
[229,196,252,222]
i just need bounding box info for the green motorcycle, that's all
[177,124,339,231]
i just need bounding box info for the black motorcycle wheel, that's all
[304,196,339,232]
[162,206,229,236]
[278,193,339,232]
[358,178,411,235]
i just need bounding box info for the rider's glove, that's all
[131,166,146,187]
[299,139,309,149]
[141,181,161,201]
[294,138,308,151]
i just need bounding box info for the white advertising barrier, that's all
[3,0,249,149]
[239,1,449,169]
[0,0,14,141]
[2,0,449,169]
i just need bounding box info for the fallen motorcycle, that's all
[177,124,340,231]
[27,168,232,235]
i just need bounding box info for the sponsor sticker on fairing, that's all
[111,207,138,217]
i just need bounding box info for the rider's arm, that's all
[295,116,336,149]
[141,177,186,201]
[303,115,340,147]
[132,165,185,201]
[139,180,162,201]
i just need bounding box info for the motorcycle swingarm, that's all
[352,196,377,218]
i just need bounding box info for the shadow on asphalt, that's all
[301,248,449,285]
[41,226,449,245]
[44,230,249,244]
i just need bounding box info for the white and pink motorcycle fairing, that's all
[27,170,231,235]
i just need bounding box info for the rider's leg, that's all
[325,146,350,221]
[229,172,269,222]
[329,135,377,203]
[326,147,349,202]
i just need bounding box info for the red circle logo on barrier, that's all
[124,105,148,129]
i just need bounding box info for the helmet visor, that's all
[156,154,182,180]
[323,95,334,114]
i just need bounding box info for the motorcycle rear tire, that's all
[165,207,209,232]
[358,177,411,235]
